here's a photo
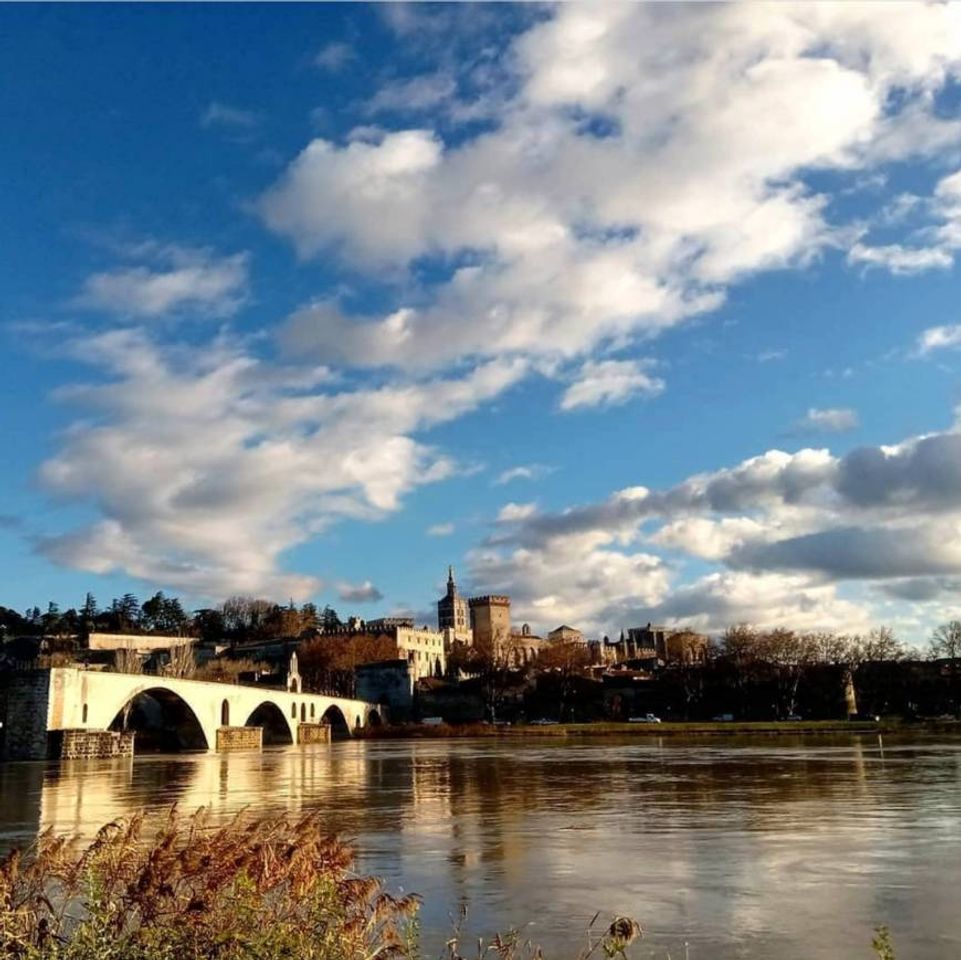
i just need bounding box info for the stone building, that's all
[547,624,585,645]
[509,623,546,665]
[395,625,447,680]
[604,624,709,665]
[436,568,472,644]
[469,594,511,654]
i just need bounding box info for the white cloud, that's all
[793,407,860,434]
[495,464,551,486]
[427,522,455,537]
[496,502,538,523]
[337,580,383,604]
[200,102,260,129]
[757,349,787,363]
[75,247,249,319]
[314,41,354,72]
[260,1,961,413]
[38,329,527,599]
[559,359,664,411]
[473,417,961,635]
[918,324,961,356]
[848,242,953,275]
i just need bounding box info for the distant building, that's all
[317,623,446,682]
[437,567,472,644]
[509,623,546,665]
[395,625,447,680]
[87,633,193,655]
[604,624,709,665]
[469,594,511,654]
[367,616,415,631]
[547,624,585,645]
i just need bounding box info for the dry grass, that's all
[0,808,419,960]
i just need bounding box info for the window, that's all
[291,702,297,719]
[82,703,88,724]
[221,700,230,726]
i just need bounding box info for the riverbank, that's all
[356,718,925,739]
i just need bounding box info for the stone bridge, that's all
[1,668,384,760]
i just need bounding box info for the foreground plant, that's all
[0,808,419,960]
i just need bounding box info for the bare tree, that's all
[930,621,961,714]
[163,642,197,680]
[536,640,591,721]
[112,647,143,675]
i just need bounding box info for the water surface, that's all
[2,735,959,959]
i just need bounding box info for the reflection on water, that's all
[2,735,961,959]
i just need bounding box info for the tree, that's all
[321,606,342,633]
[535,640,591,721]
[113,647,143,675]
[163,642,196,680]
[861,627,905,663]
[80,592,98,638]
[719,624,763,717]
[930,620,961,714]
[298,633,397,696]
[112,594,141,632]
[192,608,225,643]
[758,629,818,719]
[930,621,961,660]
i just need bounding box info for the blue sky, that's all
[3,3,961,643]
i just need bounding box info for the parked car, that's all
[786,714,803,721]
[850,713,881,722]
[529,719,559,726]
[712,714,735,722]
[628,713,662,723]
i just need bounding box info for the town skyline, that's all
[3,4,961,641]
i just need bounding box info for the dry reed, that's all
[0,808,419,960]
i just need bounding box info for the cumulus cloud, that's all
[75,247,249,319]
[337,580,384,604]
[261,2,961,394]
[792,407,859,435]
[35,3,961,624]
[474,416,961,635]
[38,329,527,599]
[559,359,664,411]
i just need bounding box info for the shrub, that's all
[0,808,419,960]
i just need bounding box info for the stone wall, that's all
[216,725,263,751]
[0,670,52,761]
[55,729,135,760]
[357,659,411,721]
[297,723,332,744]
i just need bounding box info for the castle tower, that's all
[437,565,471,644]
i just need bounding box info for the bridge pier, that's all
[216,726,264,752]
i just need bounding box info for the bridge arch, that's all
[108,686,209,752]
[322,704,351,740]
[366,708,383,728]
[245,701,294,745]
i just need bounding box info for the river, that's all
[1,734,959,959]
